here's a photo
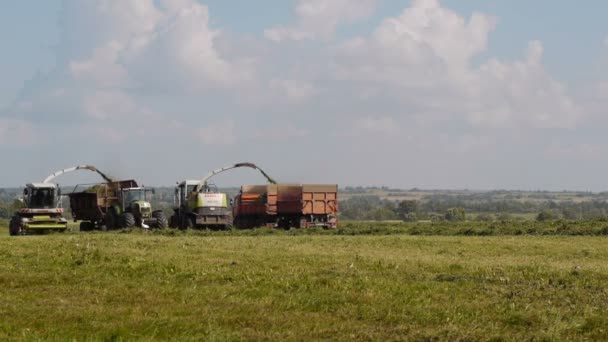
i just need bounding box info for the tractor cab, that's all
[119,187,154,220]
[24,183,60,210]
[174,180,200,209]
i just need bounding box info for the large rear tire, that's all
[120,212,136,228]
[152,211,168,229]
[9,216,24,236]
[105,208,118,230]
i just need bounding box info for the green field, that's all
[1,222,608,340]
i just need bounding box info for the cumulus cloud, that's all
[269,79,316,103]
[265,0,378,41]
[198,120,236,146]
[1,0,602,188]
[351,117,399,136]
[332,0,580,129]
[0,119,36,147]
[9,0,249,126]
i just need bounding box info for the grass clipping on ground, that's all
[1,228,608,340]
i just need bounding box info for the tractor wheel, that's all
[9,216,24,236]
[153,211,168,229]
[224,213,234,230]
[79,221,94,232]
[120,212,136,228]
[179,214,192,230]
[169,214,178,228]
[105,208,119,230]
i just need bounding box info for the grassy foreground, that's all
[1,226,608,340]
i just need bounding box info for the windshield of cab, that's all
[29,188,55,209]
[124,190,146,203]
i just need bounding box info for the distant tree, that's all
[476,213,494,222]
[445,208,466,222]
[397,200,418,222]
[561,207,579,221]
[368,207,398,221]
[536,210,554,222]
[496,213,513,222]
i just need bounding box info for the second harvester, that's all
[170,163,276,230]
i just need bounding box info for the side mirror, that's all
[230,198,234,206]
[23,188,29,196]
[152,189,156,195]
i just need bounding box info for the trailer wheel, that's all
[152,211,168,229]
[121,212,136,228]
[9,216,24,236]
[79,221,94,232]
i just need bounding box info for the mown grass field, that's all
[1,221,608,340]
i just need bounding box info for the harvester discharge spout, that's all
[194,162,277,192]
[43,165,113,184]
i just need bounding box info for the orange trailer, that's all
[232,184,338,229]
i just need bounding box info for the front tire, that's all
[120,212,136,228]
[9,216,24,236]
[224,213,234,230]
[179,214,192,230]
[152,211,168,229]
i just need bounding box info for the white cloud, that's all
[468,41,581,128]
[83,90,155,121]
[252,124,309,142]
[351,117,398,136]
[11,0,249,124]
[332,0,580,129]
[2,0,604,188]
[265,0,377,42]
[546,142,605,161]
[269,79,316,103]
[0,119,36,147]
[198,120,236,146]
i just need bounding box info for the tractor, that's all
[69,180,168,231]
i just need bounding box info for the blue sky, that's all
[1,0,607,190]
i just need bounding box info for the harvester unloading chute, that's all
[193,162,276,192]
[43,165,113,184]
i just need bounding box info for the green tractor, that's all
[69,180,168,231]
[114,186,167,229]
[169,163,276,230]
